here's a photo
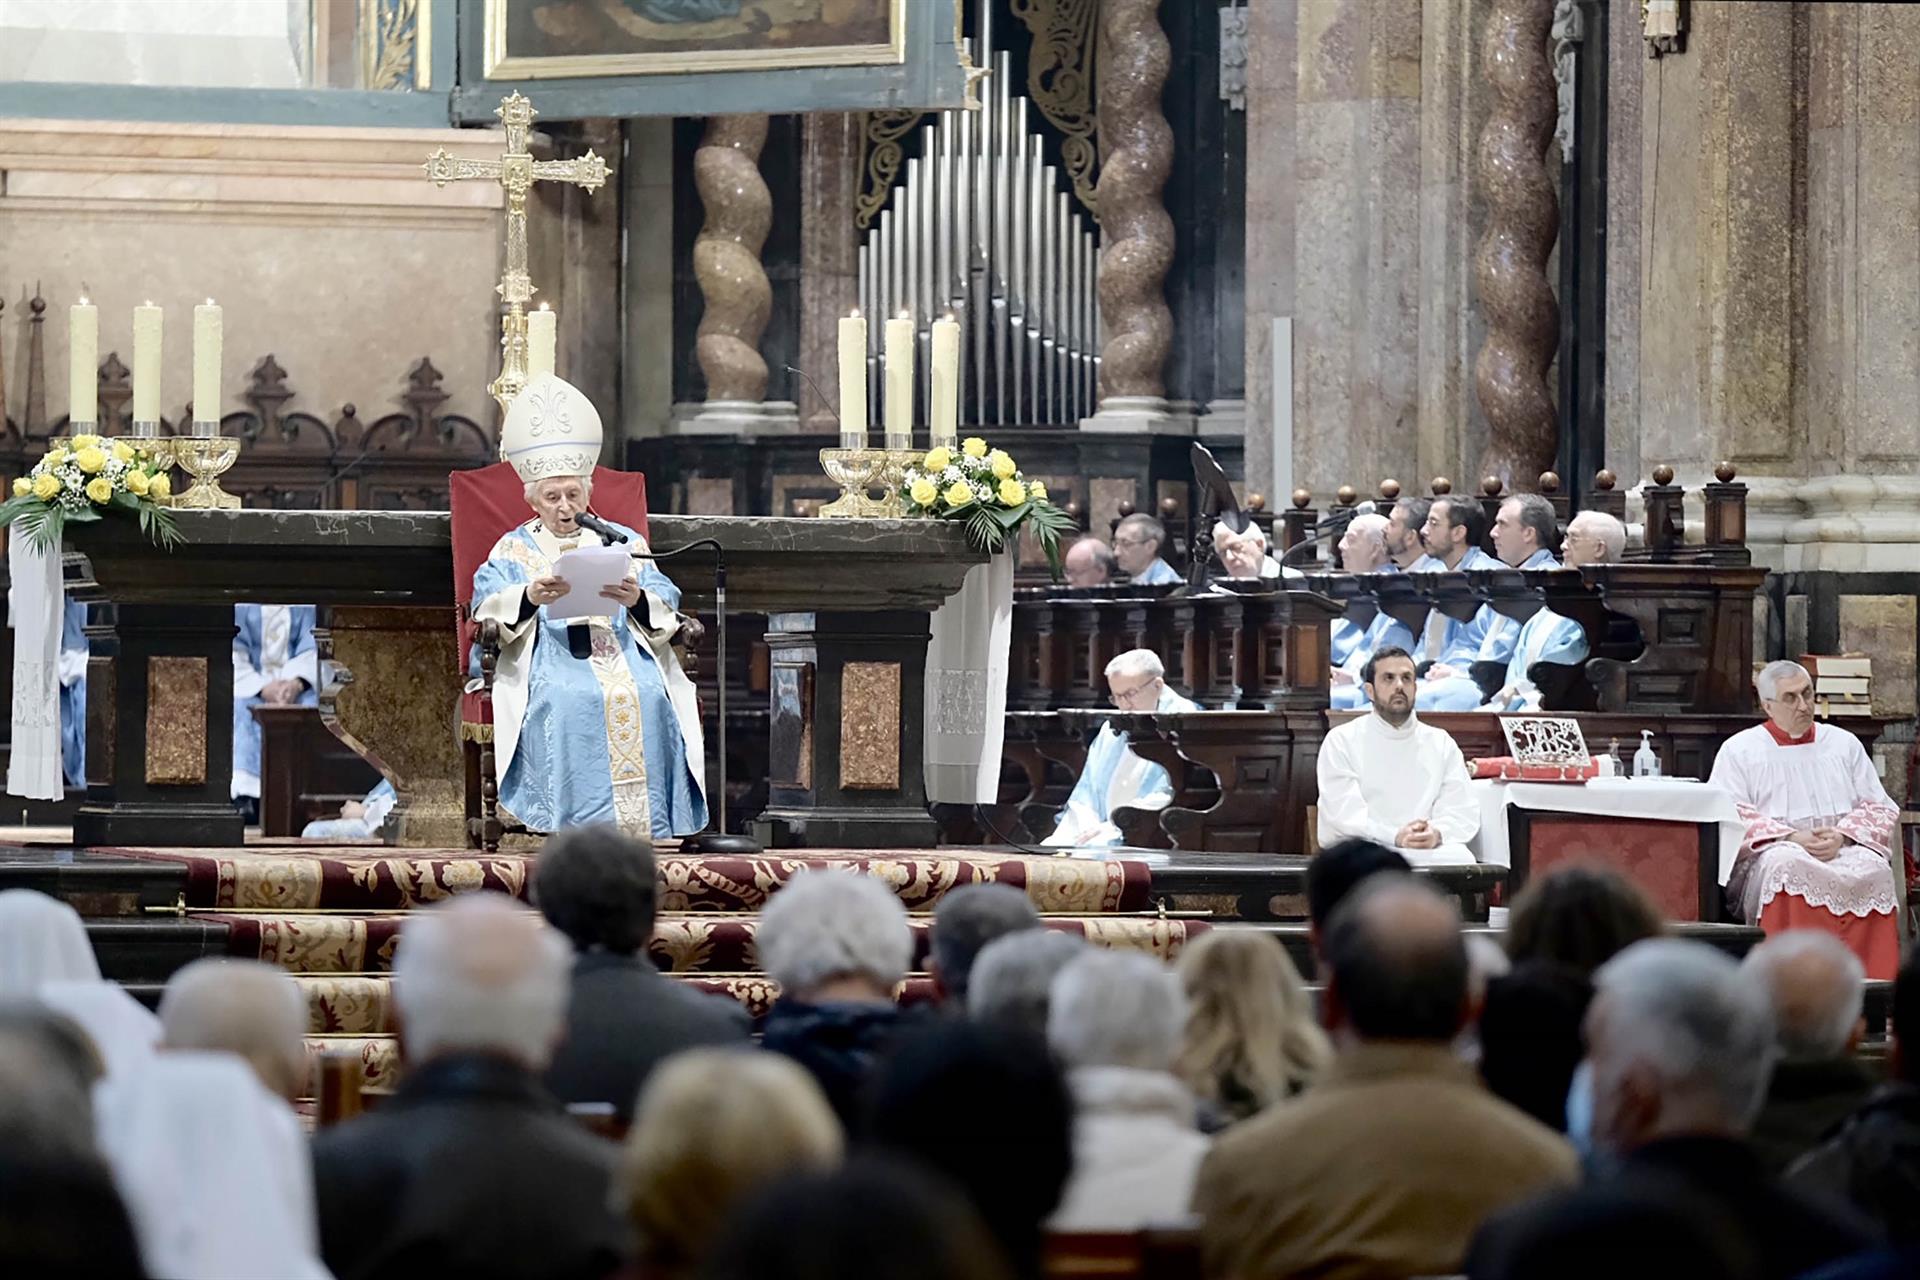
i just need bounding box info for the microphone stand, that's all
[582,520,760,855]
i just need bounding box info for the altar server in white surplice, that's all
[1481,510,1626,712]
[1318,647,1479,867]
[1044,649,1199,849]
[1709,660,1901,980]
[1418,494,1560,711]
[471,375,706,840]
[231,603,320,805]
[1328,513,1413,711]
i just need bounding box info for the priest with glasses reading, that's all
[470,375,706,840]
[1044,649,1198,849]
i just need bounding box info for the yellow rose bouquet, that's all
[0,434,181,551]
[899,435,1076,577]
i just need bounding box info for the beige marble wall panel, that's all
[798,113,862,434]
[1603,1,1643,484]
[1242,0,1298,504]
[622,119,676,442]
[1805,3,1858,473]
[0,119,503,431]
[1838,595,1917,719]
[1853,5,1920,464]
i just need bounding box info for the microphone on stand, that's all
[575,512,630,545]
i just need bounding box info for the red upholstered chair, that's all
[451,462,653,851]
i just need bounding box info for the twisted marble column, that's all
[694,114,772,404]
[1473,0,1559,489]
[1094,0,1174,402]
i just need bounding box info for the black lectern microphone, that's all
[575,512,630,544]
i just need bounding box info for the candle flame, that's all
[537,301,551,311]
[849,308,860,318]
[77,297,90,307]
[897,309,911,320]
[205,297,216,306]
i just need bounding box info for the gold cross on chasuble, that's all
[422,92,608,414]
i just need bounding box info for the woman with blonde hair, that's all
[1174,930,1331,1129]
[618,1048,844,1279]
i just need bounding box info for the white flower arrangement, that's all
[0,435,180,551]
[900,436,1075,577]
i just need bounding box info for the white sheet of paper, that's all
[547,545,632,620]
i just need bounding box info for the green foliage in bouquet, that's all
[0,435,181,552]
[900,437,1078,578]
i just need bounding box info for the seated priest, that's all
[471,375,707,840]
[1415,493,1558,711]
[1114,513,1182,586]
[231,602,319,819]
[1481,510,1627,712]
[1064,537,1118,588]
[1387,497,1442,571]
[1043,649,1198,849]
[1210,519,1304,585]
[1708,660,1901,979]
[1318,646,1479,866]
[59,600,87,789]
[1329,514,1415,711]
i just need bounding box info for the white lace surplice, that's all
[1708,723,1898,921]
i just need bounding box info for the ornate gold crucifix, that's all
[423,92,609,415]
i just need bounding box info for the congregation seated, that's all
[1042,648,1199,848]
[1470,939,1880,1280]
[966,929,1089,1040]
[472,374,706,839]
[1710,660,1901,978]
[1503,862,1665,977]
[1477,961,1593,1133]
[1194,876,1578,1278]
[533,825,749,1120]
[1327,511,1414,710]
[157,957,310,1102]
[1113,512,1182,586]
[1315,647,1480,866]
[1173,929,1330,1132]
[1787,946,1920,1245]
[617,1049,841,1280]
[1742,931,1878,1174]
[928,882,1041,1005]
[866,1020,1073,1280]
[1480,510,1625,712]
[1046,949,1210,1231]
[232,601,319,822]
[0,888,159,1079]
[311,892,631,1280]
[1304,837,1412,960]
[757,870,919,1128]
[1416,492,1559,711]
[1062,536,1118,588]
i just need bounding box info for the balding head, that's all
[393,892,571,1070]
[158,959,309,1101]
[1564,510,1626,567]
[1322,876,1469,1043]
[1337,513,1392,574]
[1063,537,1117,588]
[1741,931,1866,1062]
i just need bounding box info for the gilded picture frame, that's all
[482,0,907,80]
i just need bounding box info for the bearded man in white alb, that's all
[1709,660,1900,979]
[1317,646,1479,866]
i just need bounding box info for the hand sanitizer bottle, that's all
[1633,731,1661,779]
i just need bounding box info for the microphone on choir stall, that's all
[575,512,629,545]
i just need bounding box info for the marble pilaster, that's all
[797,113,862,434]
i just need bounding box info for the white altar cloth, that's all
[1468,776,1745,881]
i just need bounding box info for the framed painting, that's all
[456,0,972,119]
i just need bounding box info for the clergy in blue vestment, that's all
[1387,497,1443,572]
[1482,510,1625,711]
[1327,514,1416,711]
[58,600,88,789]
[471,375,706,840]
[1417,493,1562,711]
[1406,497,1502,694]
[1043,648,1199,849]
[231,603,319,803]
[1114,513,1182,586]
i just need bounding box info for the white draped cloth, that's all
[0,888,159,1078]
[7,535,63,801]
[94,1052,333,1280]
[925,553,1015,804]
[1316,711,1480,866]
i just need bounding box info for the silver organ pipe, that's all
[858,42,1102,432]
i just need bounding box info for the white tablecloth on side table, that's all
[1469,776,1745,882]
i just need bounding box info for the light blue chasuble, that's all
[1485,608,1589,711]
[472,520,707,839]
[1418,548,1560,711]
[1043,685,1200,848]
[1329,609,1418,711]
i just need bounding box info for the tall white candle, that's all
[132,303,163,424]
[69,299,97,427]
[527,305,557,381]
[883,311,914,450]
[192,299,222,432]
[929,314,960,447]
[837,311,868,449]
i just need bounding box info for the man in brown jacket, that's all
[1192,875,1578,1280]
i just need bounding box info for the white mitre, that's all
[502,375,603,483]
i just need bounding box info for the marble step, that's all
[0,850,186,918]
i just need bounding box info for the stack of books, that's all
[1802,654,1873,719]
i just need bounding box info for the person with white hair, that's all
[1043,648,1200,848]
[757,870,919,1126]
[1741,931,1878,1173]
[469,374,706,838]
[1329,512,1417,711]
[927,883,1041,1004]
[1709,659,1901,979]
[311,892,630,1280]
[1474,508,1628,712]
[1211,518,1302,584]
[1047,949,1210,1230]
[157,957,310,1102]
[0,889,159,1079]
[1470,939,1876,1279]
[967,929,1090,1040]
